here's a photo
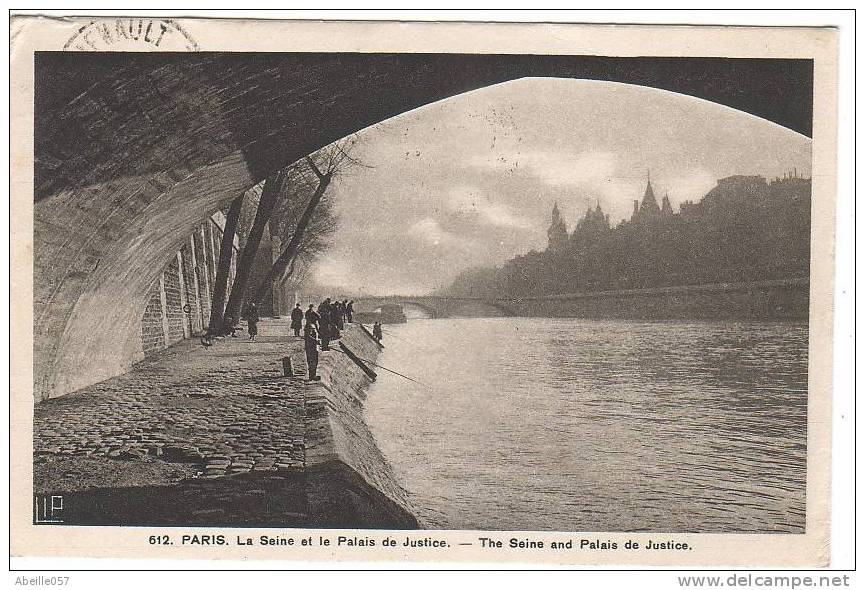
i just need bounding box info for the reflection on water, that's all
[363,318,808,532]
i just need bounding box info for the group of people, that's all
[215,297,379,382]
[290,298,355,381]
[290,298,354,341]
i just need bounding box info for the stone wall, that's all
[294,324,420,528]
[179,240,202,335]
[506,281,810,321]
[133,213,239,364]
[140,286,166,356]
[163,257,185,343]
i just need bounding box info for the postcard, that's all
[10,16,838,567]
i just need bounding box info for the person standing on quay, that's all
[332,298,344,335]
[304,323,321,381]
[223,315,238,337]
[372,321,383,343]
[305,303,319,329]
[245,302,259,341]
[346,300,354,323]
[290,302,304,338]
[318,298,332,350]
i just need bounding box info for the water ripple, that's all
[364,318,807,533]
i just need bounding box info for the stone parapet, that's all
[299,324,419,528]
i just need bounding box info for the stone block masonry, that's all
[140,286,165,356]
[135,212,239,362]
[163,256,185,343]
[180,240,202,335]
[299,325,419,527]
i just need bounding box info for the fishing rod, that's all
[377,327,432,351]
[328,346,431,389]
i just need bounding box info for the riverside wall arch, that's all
[32,53,812,401]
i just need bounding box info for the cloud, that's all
[313,254,440,295]
[408,217,478,250]
[469,150,618,187]
[664,168,718,205]
[307,78,811,295]
[314,256,358,287]
[446,185,533,229]
[409,218,447,245]
[466,149,645,222]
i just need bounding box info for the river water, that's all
[363,318,808,533]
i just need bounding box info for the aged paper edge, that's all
[9,17,838,567]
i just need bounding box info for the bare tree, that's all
[221,170,287,330]
[252,137,360,305]
[207,193,244,333]
[210,137,360,329]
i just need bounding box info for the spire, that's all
[641,173,660,214]
[547,202,568,251]
[573,199,611,237]
[661,192,673,216]
[550,201,565,227]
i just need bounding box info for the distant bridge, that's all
[351,278,810,320]
[353,295,515,318]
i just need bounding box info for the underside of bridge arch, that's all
[33,53,811,401]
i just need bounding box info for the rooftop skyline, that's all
[310,78,812,296]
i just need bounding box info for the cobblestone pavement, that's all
[34,319,315,487]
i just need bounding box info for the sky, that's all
[310,78,812,296]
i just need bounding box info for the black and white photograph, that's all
[10,15,844,569]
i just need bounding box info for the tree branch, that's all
[305,155,325,181]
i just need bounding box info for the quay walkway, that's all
[32,319,328,526]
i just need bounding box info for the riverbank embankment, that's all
[507,278,810,320]
[33,320,419,528]
[355,278,810,321]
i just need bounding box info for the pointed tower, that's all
[661,192,674,217]
[547,202,568,252]
[640,171,661,216]
[594,201,610,229]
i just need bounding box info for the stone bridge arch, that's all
[353,296,515,319]
[32,52,811,400]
